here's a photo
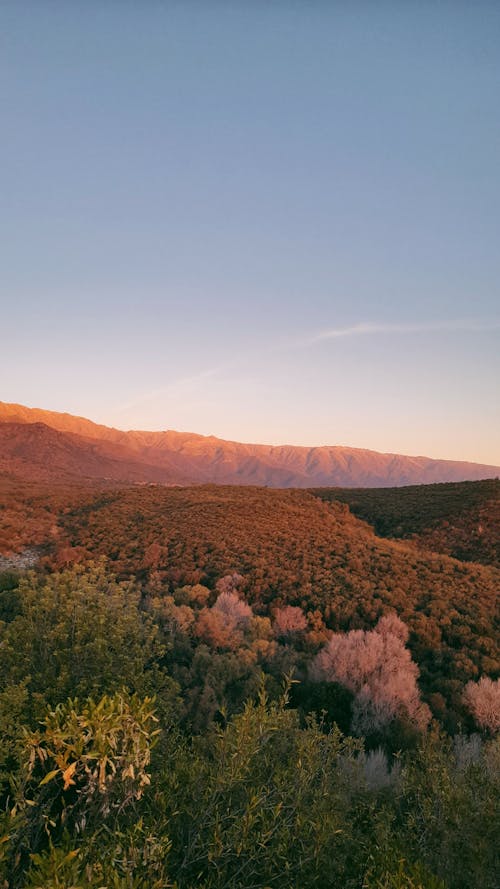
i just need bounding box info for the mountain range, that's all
[0,401,498,488]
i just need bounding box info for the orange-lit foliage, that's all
[48,486,499,682]
[0,474,104,559]
[0,481,498,724]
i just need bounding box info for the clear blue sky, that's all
[1,2,499,464]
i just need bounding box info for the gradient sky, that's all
[1,2,499,464]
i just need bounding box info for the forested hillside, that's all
[1,480,498,734]
[311,479,500,568]
[1,478,499,886]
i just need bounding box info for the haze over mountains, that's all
[0,401,498,488]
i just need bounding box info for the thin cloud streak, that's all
[112,318,499,421]
[311,319,500,343]
[116,367,225,414]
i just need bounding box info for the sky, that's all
[1,2,499,465]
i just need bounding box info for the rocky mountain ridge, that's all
[1,401,498,487]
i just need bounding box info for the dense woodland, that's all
[311,479,500,568]
[0,477,498,887]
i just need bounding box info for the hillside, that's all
[1,480,496,723]
[0,422,185,485]
[310,479,500,568]
[1,401,499,488]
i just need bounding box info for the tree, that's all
[463,677,500,734]
[273,605,307,638]
[212,590,252,626]
[195,591,253,651]
[195,608,242,651]
[311,614,430,734]
[216,573,245,596]
[0,562,171,715]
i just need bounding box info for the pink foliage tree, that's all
[215,573,244,596]
[463,677,500,735]
[374,613,409,644]
[311,613,430,734]
[273,605,307,638]
[195,589,252,650]
[212,591,252,627]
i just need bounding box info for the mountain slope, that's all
[0,422,185,485]
[0,401,498,487]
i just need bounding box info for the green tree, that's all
[0,562,176,719]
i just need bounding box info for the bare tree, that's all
[463,677,500,735]
[311,614,430,734]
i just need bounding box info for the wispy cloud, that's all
[113,318,499,419]
[310,319,500,343]
[116,366,224,414]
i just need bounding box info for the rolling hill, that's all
[311,479,500,568]
[1,480,497,724]
[0,463,498,731]
[1,401,498,488]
